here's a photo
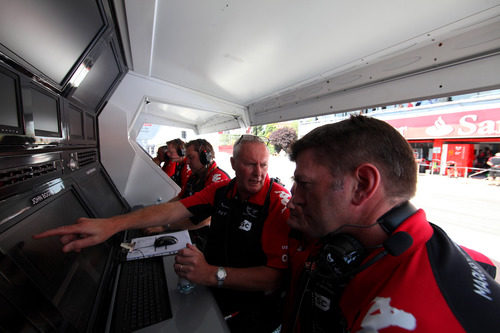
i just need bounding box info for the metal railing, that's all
[417,162,493,180]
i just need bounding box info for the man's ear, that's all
[352,163,380,205]
[230,157,236,171]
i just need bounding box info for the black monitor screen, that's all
[76,169,127,218]
[31,87,61,137]
[0,67,22,133]
[85,113,96,140]
[71,41,121,110]
[0,188,110,332]
[0,0,105,86]
[68,104,84,139]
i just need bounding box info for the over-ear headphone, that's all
[197,139,213,166]
[172,139,185,157]
[293,212,415,333]
[313,202,417,282]
[177,146,185,157]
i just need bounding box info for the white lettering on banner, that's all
[478,120,499,135]
[458,115,477,135]
[457,114,500,136]
[358,297,416,333]
[276,190,290,213]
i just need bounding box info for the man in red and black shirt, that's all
[165,138,191,188]
[35,134,291,333]
[146,139,230,249]
[178,139,229,199]
[282,115,500,333]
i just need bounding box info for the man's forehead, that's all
[238,142,268,155]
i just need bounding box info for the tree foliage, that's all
[269,127,297,153]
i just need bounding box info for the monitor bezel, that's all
[0,64,25,136]
[30,84,63,138]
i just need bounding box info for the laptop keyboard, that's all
[112,256,172,332]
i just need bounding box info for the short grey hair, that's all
[233,135,267,158]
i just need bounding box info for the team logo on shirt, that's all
[215,202,231,217]
[358,297,416,332]
[239,219,252,231]
[212,174,223,182]
[245,206,259,219]
[313,293,331,312]
[275,190,290,213]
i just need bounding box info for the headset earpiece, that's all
[313,201,416,281]
[198,140,213,166]
[314,234,366,280]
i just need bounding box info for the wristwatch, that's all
[216,267,227,287]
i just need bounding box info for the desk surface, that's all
[136,255,230,333]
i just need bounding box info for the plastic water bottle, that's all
[177,277,195,294]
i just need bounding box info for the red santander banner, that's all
[383,108,500,139]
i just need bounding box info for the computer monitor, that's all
[30,86,62,137]
[0,182,115,331]
[0,66,23,135]
[0,0,106,89]
[67,103,84,140]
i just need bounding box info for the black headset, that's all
[290,202,417,333]
[175,140,185,157]
[197,139,213,166]
[314,201,417,281]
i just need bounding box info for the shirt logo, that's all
[212,174,222,182]
[239,220,252,231]
[216,202,231,217]
[465,254,493,301]
[275,190,290,213]
[245,206,259,218]
[359,297,416,332]
[313,293,330,312]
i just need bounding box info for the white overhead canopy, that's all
[113,0,500,131]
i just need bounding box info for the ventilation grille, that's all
[0,161,59,189]
[78,150,98,167]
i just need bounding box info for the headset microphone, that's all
[349,231,413,276]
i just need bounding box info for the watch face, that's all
[217,267,226,280]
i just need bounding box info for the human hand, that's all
[174,243,215,285]
[33,217,118,252]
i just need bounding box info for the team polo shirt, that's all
[177,161,229,199]
[166,158,191,188]
[180,175,291,269]
[286,209,500,332]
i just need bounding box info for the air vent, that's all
[0,161,59,189]
[78,150,97,167]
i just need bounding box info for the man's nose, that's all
[253,164,263,174]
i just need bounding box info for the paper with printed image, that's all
[126,230,191,261]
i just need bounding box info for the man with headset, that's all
[152,144,169,171]
[282,115,500,332]
[165,138,191,188]
[35,134,291,333]
[146,139,230,250]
